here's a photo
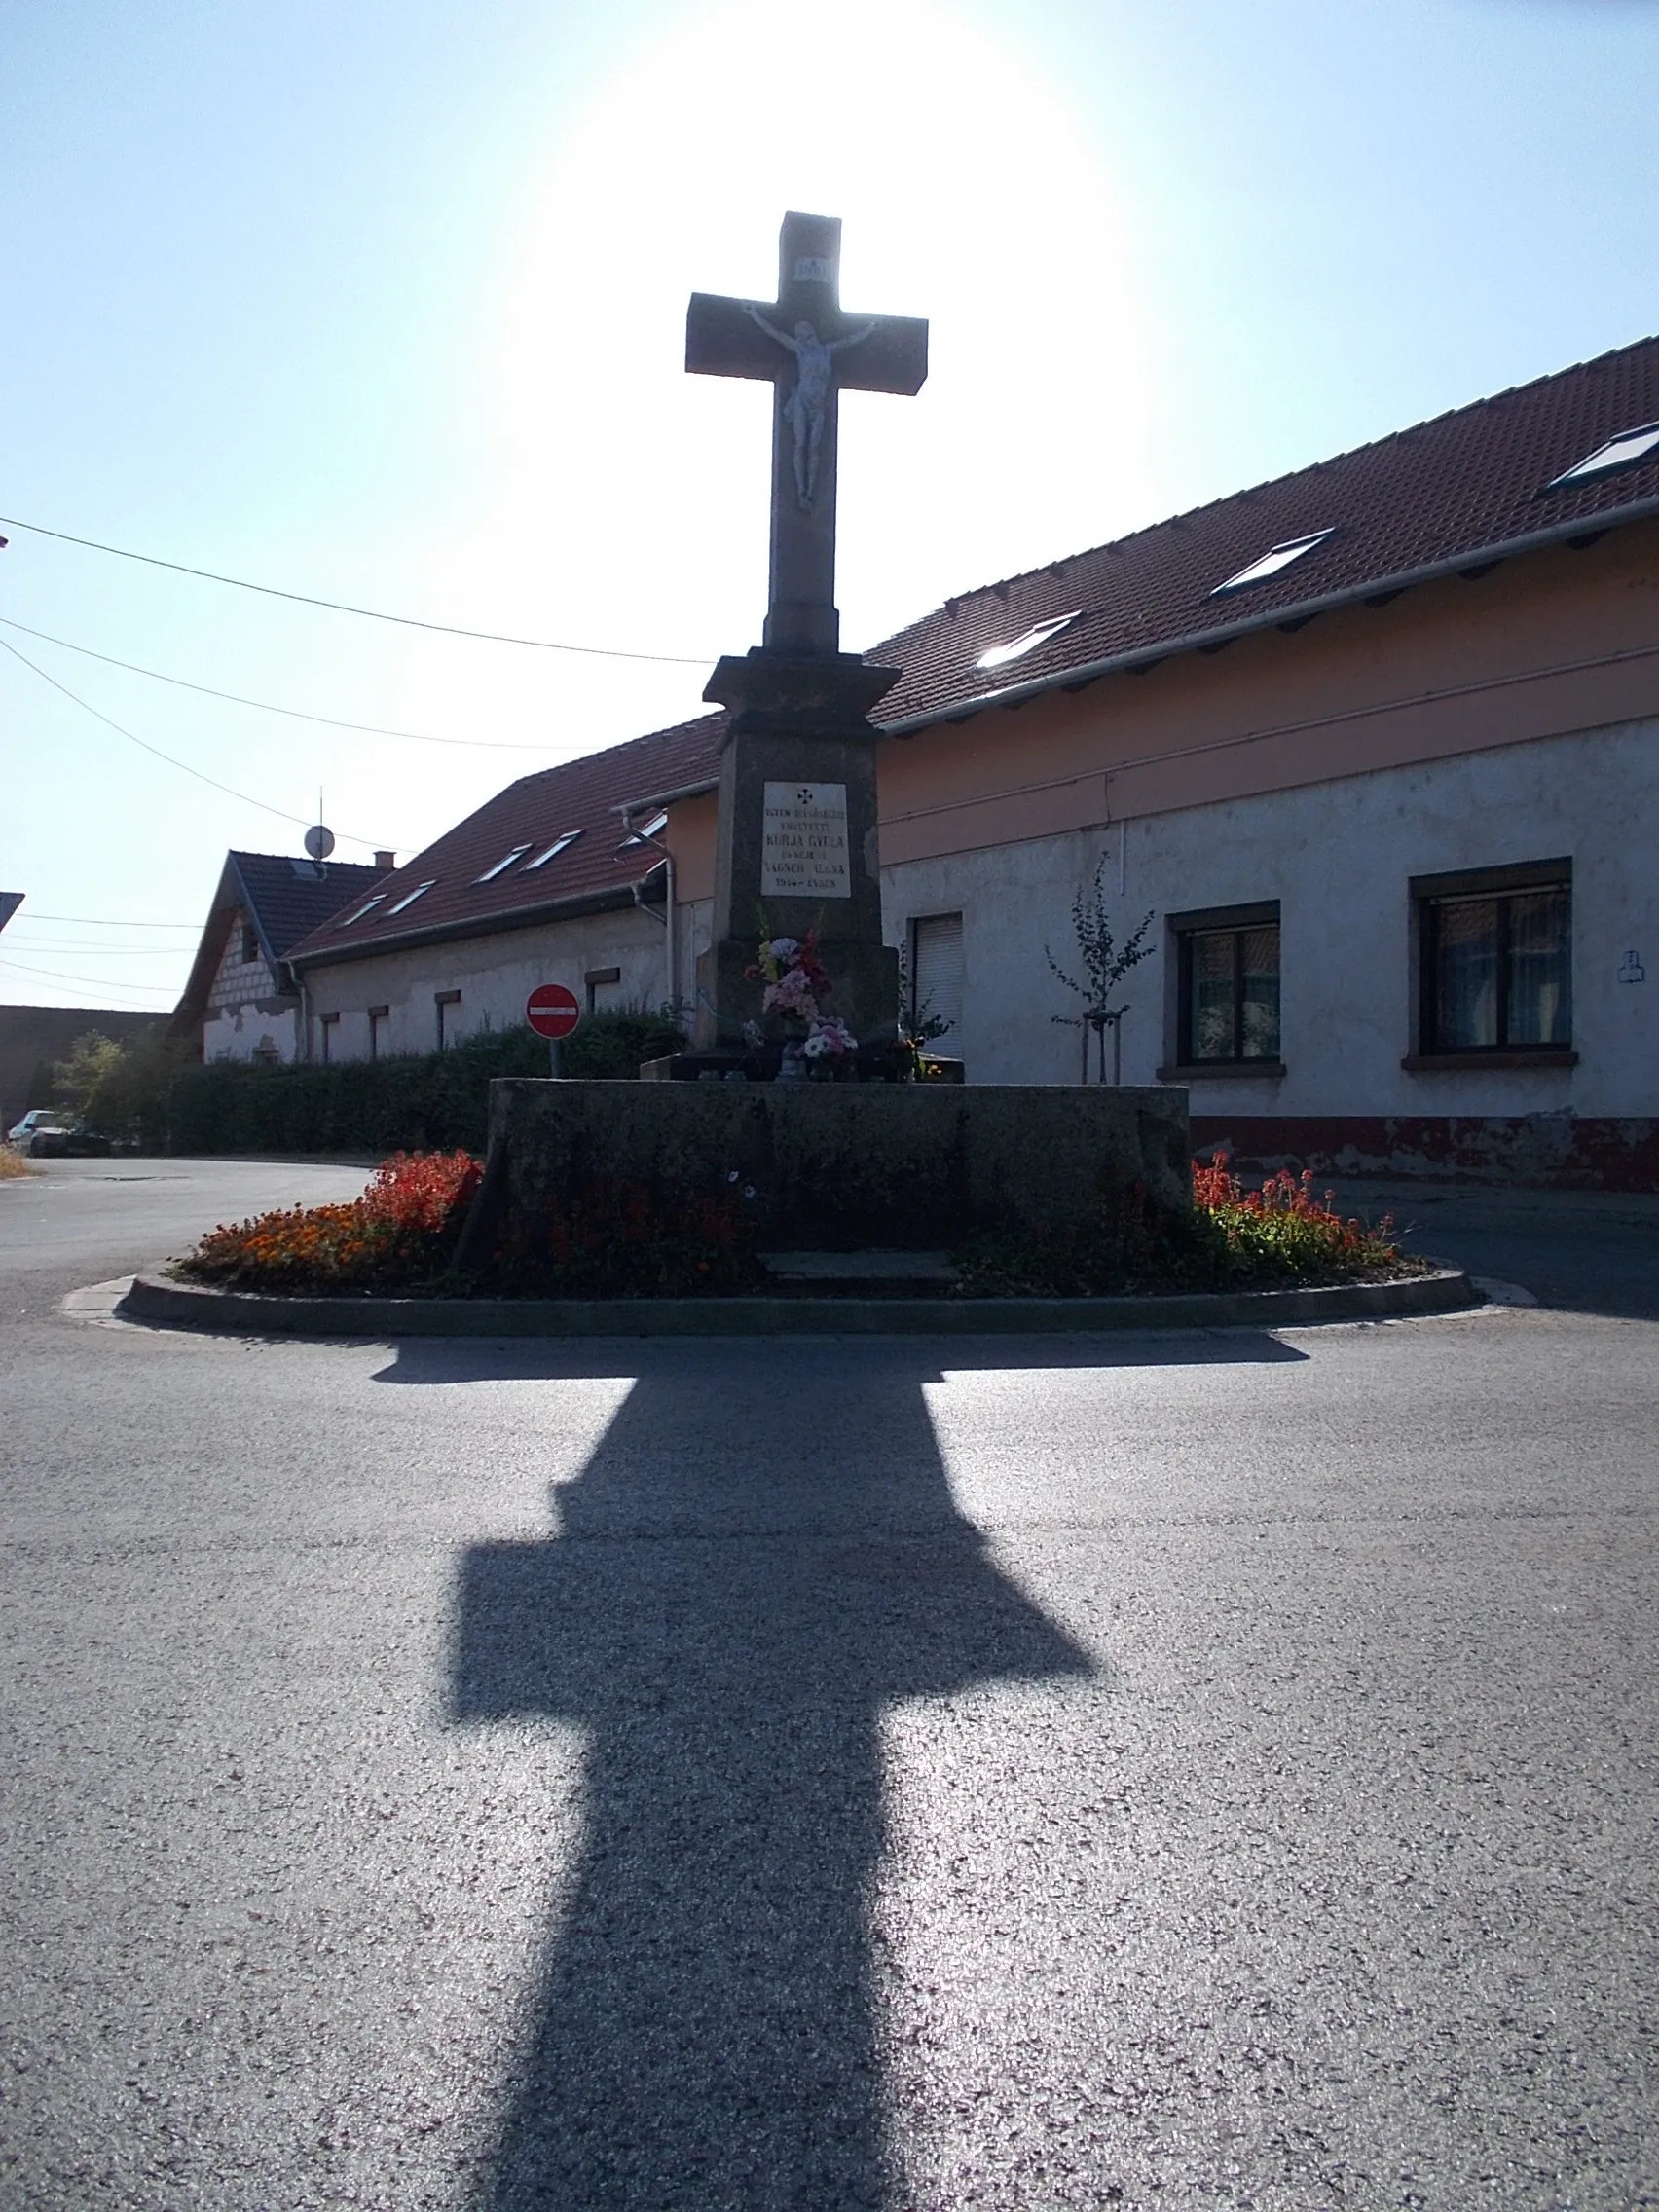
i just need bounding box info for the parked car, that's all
[7,1109,70,1147]
[27,1120,114,1158]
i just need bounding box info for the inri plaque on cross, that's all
[687,211,928,659]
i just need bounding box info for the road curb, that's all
[117,1266,1481,1339]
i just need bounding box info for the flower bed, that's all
[183,1152,482,1292]
[175,1149,1416,1302]
[954,1156,1414,1298]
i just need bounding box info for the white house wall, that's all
[203,913,300,1064]
[292,720,1653,1122]
[302,906,672,1063]
[202,1001,302,1064]
[877,718,1657,1118]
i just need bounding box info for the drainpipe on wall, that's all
[294,968,313,1064]
[619,810,677,1014]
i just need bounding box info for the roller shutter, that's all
[912,912,964,1046]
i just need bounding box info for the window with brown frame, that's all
[1414,863,1571,1059]
[1173,903,1281,1067]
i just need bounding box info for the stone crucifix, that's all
[686,211,928,659]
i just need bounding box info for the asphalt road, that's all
[1327,1178,1659,1323]
[2,1159,1655,2210]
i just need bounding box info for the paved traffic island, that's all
[113,1146,1477,1335]
[118,1264,1479,1338]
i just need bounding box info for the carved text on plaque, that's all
[761,781,852,898]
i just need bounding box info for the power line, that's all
[0,514,713,666]
[0,614,562,751]
[16,913,200,927]
[0,637,396,851]
[0,955,176,996]
[5,940,198,955]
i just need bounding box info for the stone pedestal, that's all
[692,648,901,1050]
[479,1081,1192,1254]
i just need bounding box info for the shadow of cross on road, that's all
[421,1332,1303,2208]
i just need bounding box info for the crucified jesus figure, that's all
[745,306,874,510]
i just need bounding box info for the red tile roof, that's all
[169,850,387,1034]
[229,851,386,960]
[291,334,1659,967]
[289,713,723,966]
[872,331,1659,727]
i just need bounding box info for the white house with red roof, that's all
[282,719,721,1062]
[284,335,1659,1186]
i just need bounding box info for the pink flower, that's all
[763,967,818,1016]
[803,1015,857,1058]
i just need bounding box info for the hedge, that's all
[165,1014,687,1157]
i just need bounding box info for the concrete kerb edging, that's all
[116,1266,1482,1339]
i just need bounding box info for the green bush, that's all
[50,1027,173,1149]
[164,1014,686,1157]
[560,1009,687,1079]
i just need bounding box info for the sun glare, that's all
[405,0,1153,767]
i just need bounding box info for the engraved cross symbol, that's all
[686,211,928,659]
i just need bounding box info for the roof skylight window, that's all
[524,830,583,870]
[1210,529,1334,596]
[341,894,386,926]
[1544,421,1659,492]
[475,844,533,883]
[386,879,436,915]
[975,610,1081,671]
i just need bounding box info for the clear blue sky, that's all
[4,0,1656,1010]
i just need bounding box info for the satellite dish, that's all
[304,824,336,862]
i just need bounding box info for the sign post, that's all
[526,983,582,1076]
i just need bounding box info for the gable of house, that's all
[171,851,387,1062]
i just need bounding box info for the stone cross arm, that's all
[685,291,928,396]
[684,211,927,655]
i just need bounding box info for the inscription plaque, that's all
[761,780,852,898]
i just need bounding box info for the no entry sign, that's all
[525,983,581,1041]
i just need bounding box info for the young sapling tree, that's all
[1046,857,1155,1083]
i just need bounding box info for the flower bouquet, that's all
[746,927,859,1078]
[801,1014,858,1072]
